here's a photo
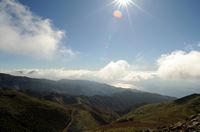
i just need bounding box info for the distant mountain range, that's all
[0,89,199,132]
[0,73,175,113]
[0,73,125,96]
[2,73,194,131]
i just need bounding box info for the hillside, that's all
[81,90,174,114]
[96,94,200,131]
[121,93,200,124]
[0,89,118,132]
[157,114,200,131]
[0,73,175,113]
[0,89,71,132]
[0,74,198,132]
[0,73,123,96]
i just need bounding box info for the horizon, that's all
[0,0,200,97]
[0,72,198,98]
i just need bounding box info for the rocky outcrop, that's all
[157,114,200,132]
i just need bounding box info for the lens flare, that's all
[113,10,122,18]
[104,0,148,28]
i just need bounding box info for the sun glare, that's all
[114,0,134,8]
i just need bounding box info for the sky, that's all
[0,0,200,97]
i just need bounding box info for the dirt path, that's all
[62,109,75,132]
[91,121,163,132]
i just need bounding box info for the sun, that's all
[114,0,134,8]
[112,0,135,19]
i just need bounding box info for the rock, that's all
[157,114,200,131]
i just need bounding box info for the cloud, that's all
[1,60,155,88]
[1,56,200,97]
[98,60,130,81]
[157,50,200,80]
[0,0,75,59]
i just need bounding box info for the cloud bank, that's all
[0,0,74,59]
[2,50,200,97]
[158,50,200,80]
[1,60,155,88]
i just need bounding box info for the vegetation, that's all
[0,89,71,132]
[0,73,175,114]
[1,74,198,132]
[0,89,118,132]
[96,94,200,131]
[119,93,200,124]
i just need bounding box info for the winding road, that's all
[62,109,75,132]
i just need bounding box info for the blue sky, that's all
[0,0,200,97]
[1,0,200,68]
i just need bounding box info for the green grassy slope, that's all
[120,93,200,124]
[0,89,72,132]
[95,94,200,132]
[0,89,118,132]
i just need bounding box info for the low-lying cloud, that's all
[1,49,200,97]
[0,0,75,59]
[158,50,200,80]
[3,50,200,84]
[1,60,155,88]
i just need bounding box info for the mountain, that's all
[0,89,71,132]
[97,94,200,131]
[0,73,124,96]
[1,73,197,131]
[124,93,200,124]
[0,73,175,113]
[0,89,118,132]
[81,90,174,114]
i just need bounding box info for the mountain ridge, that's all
[0,73,198,131]
[0,73,175,113]
[0,72,174,98]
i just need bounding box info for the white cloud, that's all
[0,0,75,59]
[157,50,200,80]
[96,60,155,88]
[1,60,155,88]
[1,55,200,97]
[98,60,130,81]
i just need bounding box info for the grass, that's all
[95,94,200,131]
[0,89,118,132]
[1,89,199,132]
[0,89,72,132]
[127,94,200,124]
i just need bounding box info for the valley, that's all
[0,73,199,132]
